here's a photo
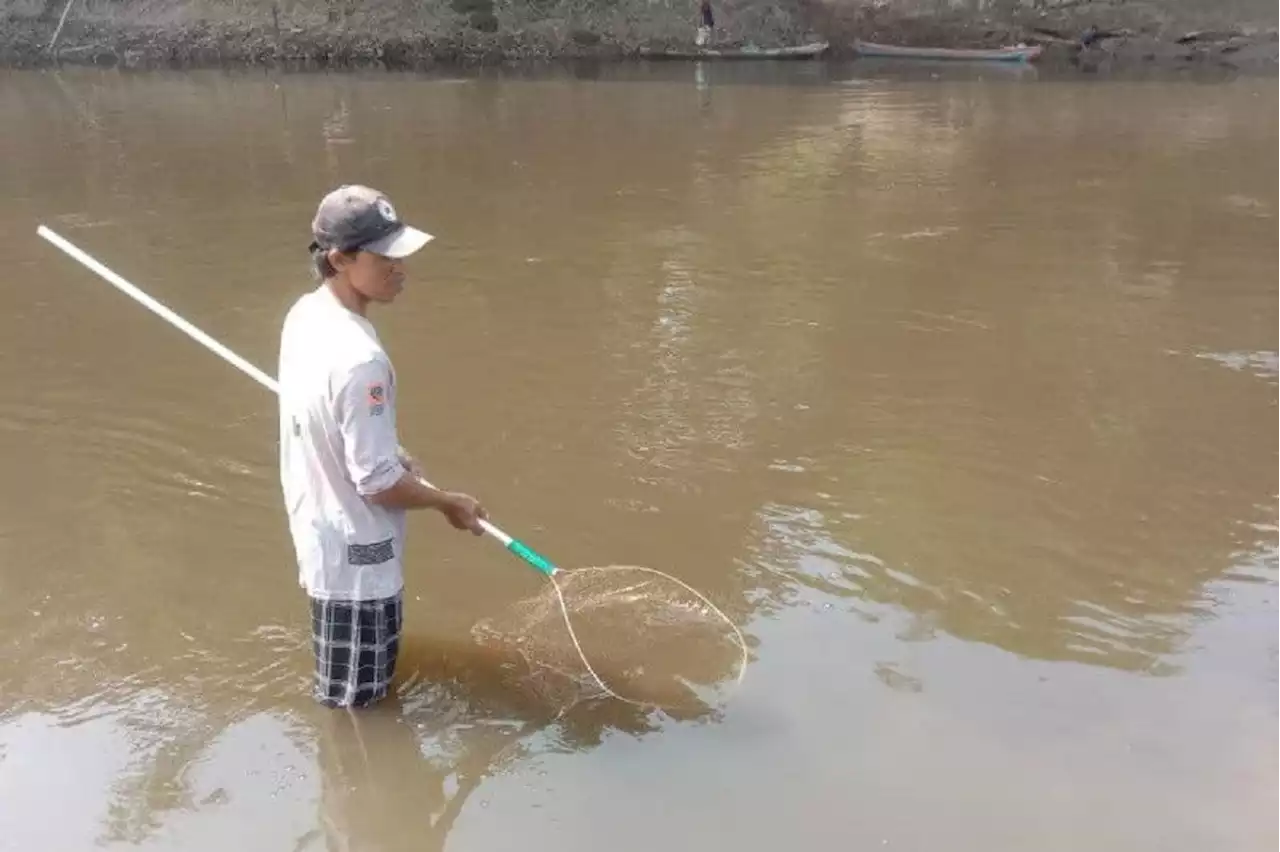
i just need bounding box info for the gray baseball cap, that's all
[309,184,433,258]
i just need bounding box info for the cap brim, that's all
[362,225,433,259]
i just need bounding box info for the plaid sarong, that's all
[309,592,403,708]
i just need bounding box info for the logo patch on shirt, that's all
[368,382,385,416]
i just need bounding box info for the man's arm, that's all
[334,360,486,531]
[366,470,455,511]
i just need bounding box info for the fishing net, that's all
[472,565,748,714]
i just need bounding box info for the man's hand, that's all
[439,491,487,536]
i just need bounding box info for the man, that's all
[278,184,487,709]
[696,0,714,46]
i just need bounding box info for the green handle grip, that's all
[506,538,558,577]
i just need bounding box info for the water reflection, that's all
[0,612,687,849]
[0,66,1274,852]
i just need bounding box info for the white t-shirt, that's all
[277,284,408,602]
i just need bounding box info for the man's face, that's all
[338,249,406,304]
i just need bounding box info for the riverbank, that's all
[8,0,812,68]
[1,0,1275,74]
[814,0,1277,76]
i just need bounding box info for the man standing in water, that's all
[278,184,487,709]
[696,0,714,46]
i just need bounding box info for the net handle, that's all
[37,225,560,579]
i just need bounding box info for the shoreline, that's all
[2,6,1275,77]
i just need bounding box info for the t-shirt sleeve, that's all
[334,358,406,496]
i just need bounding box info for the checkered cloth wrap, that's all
[309,592,403,708]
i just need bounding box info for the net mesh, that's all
[471,565,748,714]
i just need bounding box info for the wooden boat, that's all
[639,41,829,60]
[853,39,1043,62]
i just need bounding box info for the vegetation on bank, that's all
[0,0,818,66]
[0,0,1275,71]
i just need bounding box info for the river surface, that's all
[0,62,1276,852]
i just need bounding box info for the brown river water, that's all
[0,62,1276,851]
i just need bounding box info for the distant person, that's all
[278,184,488,709]
[696,0,714,46]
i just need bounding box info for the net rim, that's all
[547,564,749,710]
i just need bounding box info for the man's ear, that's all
[327,248,353,271]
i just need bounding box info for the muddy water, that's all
[0,63,1275,851]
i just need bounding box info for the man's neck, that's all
[325,277,369,317]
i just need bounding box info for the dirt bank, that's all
[811,0,1277,76]
[0,0,817,68]
[1,0,1275,73]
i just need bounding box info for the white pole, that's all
[37,225,281,394]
